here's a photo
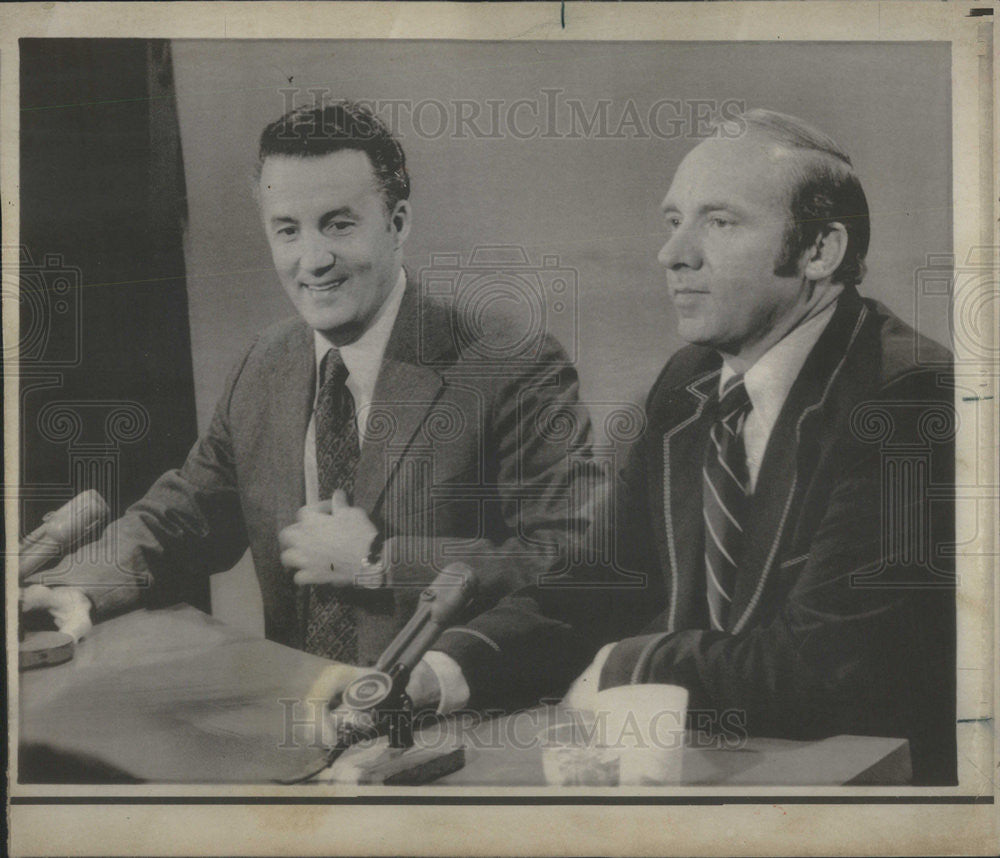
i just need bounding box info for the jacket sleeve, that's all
[430,380,663,710]
[382,333,600,600]
[29,343,257,618]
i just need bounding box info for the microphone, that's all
[19,490,111,582]
[341,562,477,714]
[276,562,477,784]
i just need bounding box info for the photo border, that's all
[3,3,996,856]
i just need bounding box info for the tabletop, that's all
[17,605,911,786]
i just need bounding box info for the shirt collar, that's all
[313,268,407,394]
[719,299,838,430]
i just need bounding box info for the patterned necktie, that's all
[703,375,753,631]
[301,348,360,662]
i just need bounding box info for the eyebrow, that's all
[268,207,359,228]
[661,201,747,216]
[319,207,358,226]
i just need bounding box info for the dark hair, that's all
[257,101,410,211]
[741,109,870,288]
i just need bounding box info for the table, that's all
[17,606,911,785]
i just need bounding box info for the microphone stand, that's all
[277,564,476,785]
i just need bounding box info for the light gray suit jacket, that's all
[51,281,595,664]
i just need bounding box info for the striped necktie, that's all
[300,348,361,662]
[703,375,753,631]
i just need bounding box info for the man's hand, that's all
[20,585,93,642]
[561,642,616,712]
[302,661,372,746]
[279,491,379,587]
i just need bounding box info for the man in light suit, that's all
[23,102,594,701]
[401,109,955,783]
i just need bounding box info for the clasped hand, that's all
[279,490,380,587]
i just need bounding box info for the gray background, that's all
[170,40,952,632]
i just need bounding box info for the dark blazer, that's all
[435,287,956,784]
[53,281,594,665]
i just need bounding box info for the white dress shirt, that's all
[718,300,838,493]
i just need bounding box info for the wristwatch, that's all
[357,531,386,589]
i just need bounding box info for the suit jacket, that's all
[55,281,595,665]
[435,287,956,784]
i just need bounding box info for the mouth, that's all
[669,288,710,313]
[300,276,347,293]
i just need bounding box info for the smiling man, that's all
[23,102,595,707]
[413,109,957,784]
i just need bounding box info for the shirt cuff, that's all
[421,650,471,714]
[598,632,673,689]
[589,641,615,683]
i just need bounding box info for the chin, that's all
[676,320,713,346]
[299,310,348,336]
[293,295,351,328]
[317,314,372,345]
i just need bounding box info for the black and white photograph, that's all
[4,3,997,856]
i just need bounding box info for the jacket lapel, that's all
[352,280,448,523]
[659,367,720,632]
[269,321,315,529]
[729,288,869,632]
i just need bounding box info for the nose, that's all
[299,231,336,277]
[658,224,702,271]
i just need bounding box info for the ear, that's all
[802,222,848,282]
[389,200,412,247]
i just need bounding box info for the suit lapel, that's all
[269,321,315,529]
[660,367,720,632]
[353,280,449,522]
[729,288,870,632]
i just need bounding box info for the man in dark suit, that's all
[22,102,594,701]
[408,109,956,783]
